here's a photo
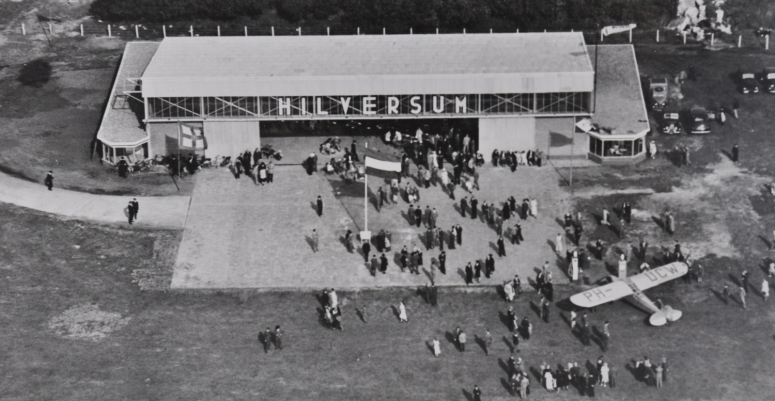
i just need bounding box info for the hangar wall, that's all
[478,117,536,158]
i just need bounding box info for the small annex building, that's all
[96,32,649,166]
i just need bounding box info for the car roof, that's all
[650,78,668,84]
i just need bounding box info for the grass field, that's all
[1,201,774,400]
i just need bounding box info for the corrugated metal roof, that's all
[97,41,159,145]
[141,33,593,97]
[588,45,650,136]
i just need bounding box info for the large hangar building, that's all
[97,32,649,165]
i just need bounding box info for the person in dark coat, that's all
[316,195,323,217]
[542,300,550,323]
[521,198,529,220]
[474,261,482,282]
[345,230,354,253]
[485,254,495,276]
[253,148,261,166]
[470,197,478,219]
[129,198,139,222]
[521,317,531,340]
[400,246,408,272]
[438,251,446,274]
[351,140,359,162]
[514,223,524,244]
[44,171,54,190]
[472,385,482,401]
[732,144,739,162]
[414,207,423,228]
[465,262,474,285]
[362,241,371,262]
[456,224,463,246]
[380,253,388,274]
[497,235,506,257]
[370,255,379,276]
[502,202,511,220]
[460,196,468,217]
[579,373,588,396]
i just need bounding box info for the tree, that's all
[18,59,52,88]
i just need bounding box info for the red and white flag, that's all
[179,124,207,150]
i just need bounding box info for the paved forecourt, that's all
[172,162,572,289]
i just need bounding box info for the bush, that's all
[18,59,52,88]
[89,0,264,23]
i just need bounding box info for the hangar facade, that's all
[97,32,649,165]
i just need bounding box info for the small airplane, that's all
[570,261,689,326]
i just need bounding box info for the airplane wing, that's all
[628,262,688,292]
[570,280,633,308]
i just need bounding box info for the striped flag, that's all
[363,148,401,173]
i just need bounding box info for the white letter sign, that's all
[316,97,328,115]
[340,97,351,115]
[410,96,422,115]
[363,96,376,115]
[456,96,467,113]
[432,96,445,113]
[387,97,399,114]
[278,98,291,116]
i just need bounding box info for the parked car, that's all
[649,78,669,111]
[690,106,711,134]
[763,67,775,93]
[660,109,682,135]
[739,72,759,94]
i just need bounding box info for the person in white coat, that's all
[762,279,770,301]
[600,363,610,387]
[432,337,441,357]
[529,198,538,218]
[398,301,408,322]
[555,233,565,255]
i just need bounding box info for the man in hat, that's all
[497,235,506,257]
[316,195,323,217]
[274,325,283,350]
[732,144,739,163]
[44,171,54,191]
[262,327,273,353]
[129,198,139,222]
[438,251,447,274]
[380,253,388,274]
[311,229,319,253]
[470,196,478,219]
[127,201,135,225]
[485,254,495,277]
[351,140,359,162]
[460,196,468,217]
[456,224,463,246]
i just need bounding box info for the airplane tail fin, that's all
[648,305,682,326]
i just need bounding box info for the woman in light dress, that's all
[529,198,538,218]
[600,363,610,387]
[504,281,515,302]
[544,369,555,391]
[432,337,441,357]
[398,301,408,323]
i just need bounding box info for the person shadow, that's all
[710,288,728,304]
[502,336,514,353]
[591,326,605,350]
[721,149,734,161]
[500,377,514,395]
[652,215,665,230]
[310,201,319,215]
[457,268,468,282]
[529,301,542,319]
[425,341,435,356]
[529,366,542,381]
[401,211,413,225]
[304,235,316,252]
[444,331,458,347]
[625,360,640,382]
[356,308,367,323]
[727,273,741,287]
[489,241,499,253]
[474,335,487,354]
[461,388,474,401]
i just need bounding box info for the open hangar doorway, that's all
[259,118,479,165]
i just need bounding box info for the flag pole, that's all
[364,169,368,232]
[177,122,181,179]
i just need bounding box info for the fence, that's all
[9,21,774,51]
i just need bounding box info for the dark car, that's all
[690,106,711,135]
[763,67,775,93]
[649,78,669,111]
[739,72,759,94]
[660,109,682,135]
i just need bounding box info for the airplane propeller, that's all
[648,305,682,326]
